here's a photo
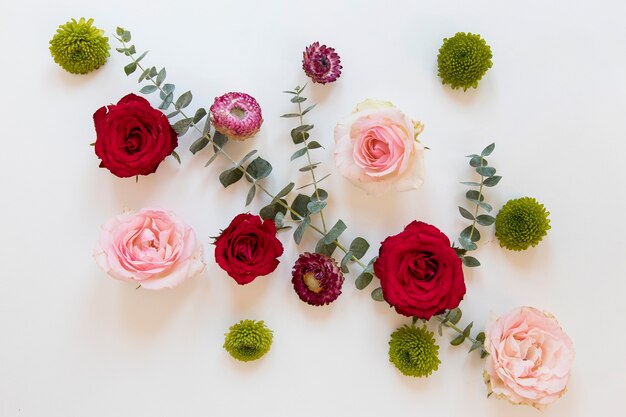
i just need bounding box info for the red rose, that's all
[373,221,465,319]
[214,213,284,285]
[93,93,178,178]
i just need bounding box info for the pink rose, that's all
[334,99,425,195]
[484,306,575,408]
[94,208,205,289]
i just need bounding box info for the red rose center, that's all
[125,128,144,153]
[233,235,258,262]
[408,252,438,282]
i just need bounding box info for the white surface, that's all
[1,0,625,416]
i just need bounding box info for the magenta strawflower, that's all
[292,252,344,306]
[302,42,342,84]
[210,92,263,141]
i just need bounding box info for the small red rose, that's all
[214,213,284,285]
[374,221,465,319]
[93,93,178,178]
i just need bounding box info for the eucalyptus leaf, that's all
[219,167,244,188]
[116,27,125,36]
[272,183,295,203]
[481,143,495,156]
[310,188,328,202]
[349,237,370,259]
[245,184,256,206]
[290,148,307,161]
[293,216,310,244]
[156,68,166,86]
[463,322,474,337]
[166,110,180,119]
[293,124,313,134]
[315,239,337,257]
[171,150,181,164]
[466,190,484,201]
[160,83,175,100]
[172,118,192,136]
[476,166,496,177]
[237,150,258,166]
[135,50,149,63]
[307,141,323,149]
[322,220,347,244]
[477,201,493,212]
[301,104,316,115]
[462,256,481,267]
[459,236,477,251]
[340,251,353,273]
[307,200,327,214]
[175,91,193,110]
[476,214,495,226]
[246,157,272,180]
[260,199,288,221]
[469,156,487,167]
[371,287,385,302]
[138,68,150,82]
[291,129,308,144]
[281,113,300,118]
[460,226,480,242]
[447,308,462,325]
[121,30,131,42]
[460,181,481,186]
[290,194,311,220]
[274,212,285,228]
[450,335,466,346]
[213,131,228,152]
[189,136,209,154]
[139,85,157,94]
[469,340,484,353]
[483,175,502,187]
[124,62,137,75]
[458,206,475,220]
[355,272,373,290]
[159,93,174,110]
[290,96,307,103]
[193,108,207,124]
[204,152,219,167]
[299,163,319,172]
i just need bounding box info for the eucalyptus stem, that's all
[115,36,367,271]
[467,161,486,243]
[435,315,479,345]
[296,91,327,233]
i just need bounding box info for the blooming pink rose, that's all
[334,99,425,195]
[94,208,205,289]
[484,307,575,408]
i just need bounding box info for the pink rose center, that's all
[353,123,407,177]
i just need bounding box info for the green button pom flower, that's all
[49,18,110,74]
[495,197,551,251]
[437,32,493,91]
[224,320,273,362]
[388,325,440,378]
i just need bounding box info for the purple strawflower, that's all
[210,92,263,141]
[302,42,342,84]
[292,252,344,306]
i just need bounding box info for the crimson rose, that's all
[93,93,178,178]
[214,213,284,285]
[373,221,465,319]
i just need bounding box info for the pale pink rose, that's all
[94,208,205,290]
[484,306,575,408]
[334,99,425,195]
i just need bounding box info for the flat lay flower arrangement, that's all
[50,17,573,410]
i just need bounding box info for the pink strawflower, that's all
[292,252,344,306]
[302,42,342,84]
[210,92,263,141]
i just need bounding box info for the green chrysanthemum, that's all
[388,325,441,378]
[495,197,551,251]
[49,18,110,74]
[437,32,493,91]
[224,320,273,362]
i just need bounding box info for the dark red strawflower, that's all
[292,252,344,306]
[302,42,342,84]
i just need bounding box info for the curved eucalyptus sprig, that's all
[455,142,502,267]
[114,28,378,291]
[277,85,380,296]
[114,27,275,207]
[432,308,488,358]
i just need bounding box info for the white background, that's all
[1,0,625,416]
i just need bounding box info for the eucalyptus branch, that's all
[114,28,370,276]
[456,143,502,267]
[433,308,488,358]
